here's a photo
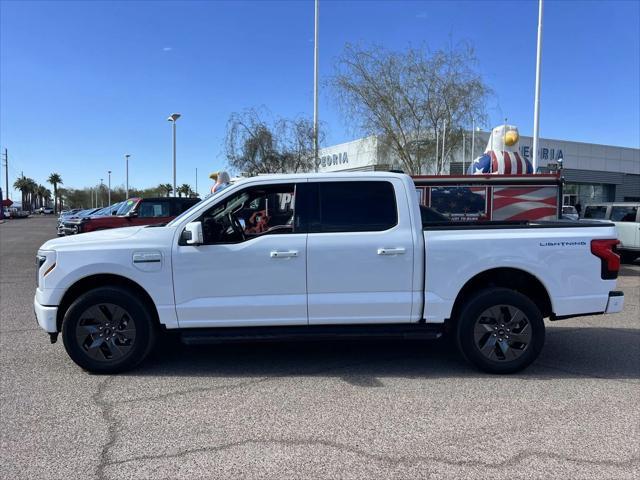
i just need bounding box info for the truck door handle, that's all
[377,247,406,255]
[270,250,298,258]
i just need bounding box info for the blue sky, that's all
[1,0,639,197]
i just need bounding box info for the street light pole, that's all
[440,119,447,175]
[167,113,181,197]
[107,171,111,206]
[462,132,466,174]
[99,179,104,207]
[313,0,319,171]
[532,0,544,173]
[125,154,130,199]
[471,119,476,163]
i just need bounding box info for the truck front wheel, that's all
[456,288,545,374]
[61,286,156,373]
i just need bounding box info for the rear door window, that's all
[138,200,170,218]
[312,181,397,233]
[610,206,638,222]
[584,205,608,219]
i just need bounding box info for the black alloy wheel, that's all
[62,286,156,373]
[456,288,545,374]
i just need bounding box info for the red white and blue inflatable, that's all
[467,124,533,175]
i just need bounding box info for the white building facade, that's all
[317,132,640,206]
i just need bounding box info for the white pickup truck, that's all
[34,173,624,374]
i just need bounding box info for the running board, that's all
[179,323,443,346]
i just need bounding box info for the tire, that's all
[456,288,545,374]
[62,286,156,373]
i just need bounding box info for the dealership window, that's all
[566,183,615,208]
[312,181,397,232]
[611,206,638,222]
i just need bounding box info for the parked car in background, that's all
[61,197,200,235]
[39,207,54,215]
[57,208,102,236]
[583,202,640,262]
[58,204,123,235]
[4,207,30,219]
[561,205,579,221]
[60,208,82,217]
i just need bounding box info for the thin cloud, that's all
[163,47,173,52]
[416,12,428,19]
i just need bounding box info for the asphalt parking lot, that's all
[1,216,638,480]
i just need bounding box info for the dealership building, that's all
[317,132,640,207]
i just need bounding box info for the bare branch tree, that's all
[225,108,323,175]
[330,42,491,174]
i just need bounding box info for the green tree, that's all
[330,42,491,174]
[47,173,63,214]
[24,178,38,211]
[12,177,29,210]
[225,108,321,175]
[36,184,48,209]
[158,183,173,197]
[177,184,192,197]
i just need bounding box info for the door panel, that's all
[173,235,307,327]
[306,179,415,325]
[172,181,307,328]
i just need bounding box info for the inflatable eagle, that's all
[467,124,533,175]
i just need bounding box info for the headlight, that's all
[36,255,46,286]
[36,251,56,288]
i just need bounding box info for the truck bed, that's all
[423,219,614,230]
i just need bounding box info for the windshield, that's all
[92,206,113,216]
[116,199,139,216]
[81,208,103,216]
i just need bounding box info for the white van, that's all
[583,202,640,262]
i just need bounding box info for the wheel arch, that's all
[448,267,553,326]
[56,273,161,332]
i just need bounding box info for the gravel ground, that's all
[1,216,638,479]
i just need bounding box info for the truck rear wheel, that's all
[456,288,545,374]
[61,286,156,373]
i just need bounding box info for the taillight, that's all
[590,239,620,280]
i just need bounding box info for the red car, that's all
[62,197,200,234]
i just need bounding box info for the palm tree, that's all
[47,173,63,214]
[177,183,192,197]
[57,187,67,211]
[25,178,38,211]
[36,185,48,209]
[13,177,28,209]
[158,183,173,197]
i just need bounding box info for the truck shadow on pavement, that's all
[620,264,640,276]
[132,326,640,383]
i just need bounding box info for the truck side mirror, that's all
[183,221,204,245]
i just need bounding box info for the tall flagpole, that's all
[471,119,476,163]
[462,131,466,174]
[532,0,544,173]
[441,119,447,175]
[313,0,319,171]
